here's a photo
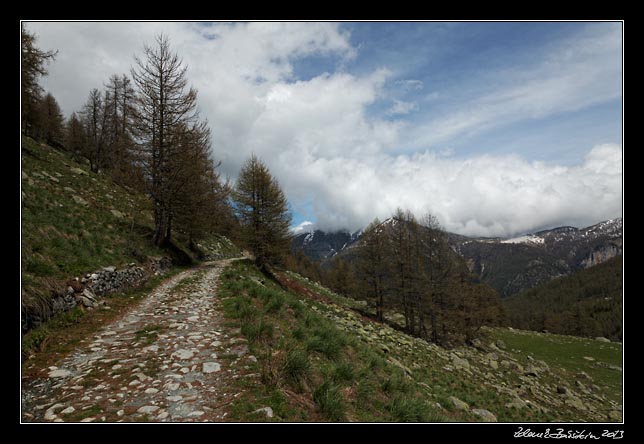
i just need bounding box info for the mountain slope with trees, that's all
[503,256,623,341]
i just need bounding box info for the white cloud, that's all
[291,220,315,235]
[395,79,424,91]
[286,143,622,237]
[23,22,622,238]
[386,99,418,116]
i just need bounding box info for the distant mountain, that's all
[291,229,362,262]
[451,218,622,297]
[292,217,622,297]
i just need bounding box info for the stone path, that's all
[21,259,256,423]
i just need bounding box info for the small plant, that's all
[264,291,285,314]
[332,361,354,382]
[25,258,57,276]
[241,318,274,343]
[284,347,311,385]
[306,323,346,361]
[386,395,430,422]
[313,381,346,421]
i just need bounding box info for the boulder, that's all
[70,167,88,176]
[66,279,83,293]
[564,395,587,411]
[495,339,506,350]
[524,364,540,377]
[471,409,497,422]
[448,396,469,411]
[451,354,470,371]
[501,360,523,373]
[595,337,611,343]
[505,397,528,409]
[254,407,274,418]
[72,195,89,206]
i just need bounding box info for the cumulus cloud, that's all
[24,22,622,238]
[285,143,622,237]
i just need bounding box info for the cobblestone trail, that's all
[22,259,254,423]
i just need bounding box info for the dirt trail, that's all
[21,258,256,423]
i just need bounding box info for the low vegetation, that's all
[218,260,622,423]
[218,260,448,422]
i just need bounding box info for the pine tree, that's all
[233,154,292,270]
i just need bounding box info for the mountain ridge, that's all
[292,217,623,297]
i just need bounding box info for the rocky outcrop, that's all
[581,242,622,268]
[22,257,172,335]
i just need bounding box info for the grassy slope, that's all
[21,135,239,290]
[219,261,623,423]
[21,136,241,356]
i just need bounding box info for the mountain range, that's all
[291,217,623,297]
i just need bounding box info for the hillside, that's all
[21,136,240,335]
[452,219,622,297]
[503,256,623,341]
[214,261,622,422]
[293,218,622,298]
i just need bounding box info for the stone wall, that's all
[22,257,172,335]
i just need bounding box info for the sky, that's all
[24,21,623,237]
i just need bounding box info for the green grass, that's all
[218,261,622,423]
[489,328,623,404]
[218,260,449,423]
[312,381,346,421]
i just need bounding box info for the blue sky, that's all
[27,21,623,237]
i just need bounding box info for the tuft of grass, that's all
[331,361,354,382]
[241,318,274,344]
[386,395,431,422]
[313,381,346,422]
[305,322,346,361]
[284,347,311,385]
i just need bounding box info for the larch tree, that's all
[130,34,202,247]
[80,88,107,173]
[102,74,137,186]
[36,92,65,148]
[355,218,390,322]
[64,112,86,161]
[233,154,292,270]
[21,27,56,137]
[171,121,231,249]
